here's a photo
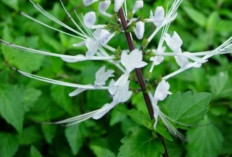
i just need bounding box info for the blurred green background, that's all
[0,0,232,157]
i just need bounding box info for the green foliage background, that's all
[0,0,232,157]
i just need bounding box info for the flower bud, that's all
[114,0,125,12]
[134,21,145,40]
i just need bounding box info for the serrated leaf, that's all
[118,127,164,157]
[183,6,207,26]
[0,133,19,157]
[0,85,41,132]
[160,92,211,125]
[65,124,86,155]
[30,146,43,157]
[187,118,223,157]
[209,72,232,99]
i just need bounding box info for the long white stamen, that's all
[20,12,83,40]
[163,37,232,80]
[29,0,85,38]
[53,110,99,124]
[59,0,87,38]
[74,11,93,37]
[16,70,108,90]
[0,39,114,62]
[147,0,183,43]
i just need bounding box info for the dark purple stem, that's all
[117,8,169,157]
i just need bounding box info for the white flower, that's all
[99,1,111,17]
[150,56,164,66]
[154,80,171,101]
[164,32,191,68]
[132,0,144,14]
[148,7,165,27]
[93,29,114,46]
[84,12,105,29]
[86,38,100,58]
[95,66,114,86]
[134,21,145,40]
[114,0,125,12]
[109,80,132,103]
[83,0,98,6]
[115,74,129,86]
[164,31,183,53]
[121,49,147,73]
[175,54,190,69]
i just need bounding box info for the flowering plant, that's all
[0,0,231,156]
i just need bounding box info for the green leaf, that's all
[90,145,115,157]
[50,85,73,114]
[160,92,211,125]
[41,124,57,144]
[126,109,153,130]
[183,6,207,26]
[65,124,86,155]
[1,0,18,10]
[30,146,43,157]
[187,118,223,157]
[209,72,232,99]
[110,106,127,126]
[2,27,44,73]
[207,12,220,31]
[19,126,42,145]
[118,127,164,157]
[0,85,41,132]
[0,133,19,157]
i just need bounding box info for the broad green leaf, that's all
[118,127,164,157]
[209,72,232,99]
[0,133,19,157]
[19,126,42,145]
[30,146,43,157]
[126,109,153,130]
[110,106,127,126]
[0,85,41,132]
[160,92,212,125]
[41,124,57,144]
[65,124,86,155]
[2,27,44,73]
[187,118,223,157]
[90,145,115,157]
[207,12,220,31]
[183,6,207,26]
[50,85,73,114]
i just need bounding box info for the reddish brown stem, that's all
[117,8,169,157]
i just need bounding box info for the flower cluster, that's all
[0,0,232,138]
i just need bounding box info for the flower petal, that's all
[84,11,96,28]
[132,0,144,13]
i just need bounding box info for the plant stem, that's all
[117,8,169,157]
